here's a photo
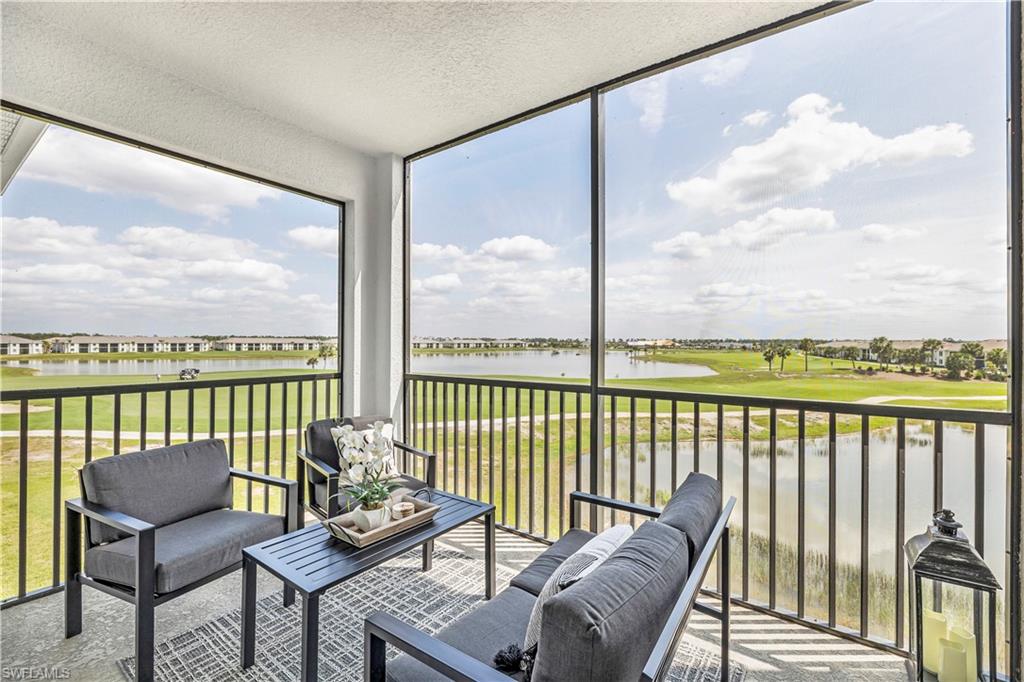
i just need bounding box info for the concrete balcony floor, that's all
[1,520,910,681]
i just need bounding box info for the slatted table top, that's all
[243,490,494,595]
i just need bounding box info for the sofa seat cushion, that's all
[81,439,233,544]
[509,528,594,596]
[386,586,536,682]
[657,472,722,569]
[312,474,427,513]
[532,521,690,682]
[85,509,283,594]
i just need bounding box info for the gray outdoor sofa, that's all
[64,438,299,682]
[365,472,735,682]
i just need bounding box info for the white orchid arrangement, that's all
[332,421,400,510]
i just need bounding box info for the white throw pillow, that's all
[523,524,634,652]
[329,421,398,487]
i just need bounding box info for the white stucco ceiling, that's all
[3,1,831,157]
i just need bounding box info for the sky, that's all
[410,1,1010,342]
[2,126,340,335]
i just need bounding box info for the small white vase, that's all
[352,504,389,532]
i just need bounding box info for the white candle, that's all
[938,637,968,682]
[923,608,948,674]
[948,626,977,682]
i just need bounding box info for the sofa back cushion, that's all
[657,472,722,570]
[304,416,393,484]
[81,439,232,544]
[532,521,689,682]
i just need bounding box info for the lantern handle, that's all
[932,508,962,537]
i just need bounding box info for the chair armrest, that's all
[641,496,736,682]
[569,491,661,528]
[392,440,436,460]
[364,612,512,682]
[65,498,155,536]
[296,448,340,477]
[393,440,437,487]
[229,468,296,489]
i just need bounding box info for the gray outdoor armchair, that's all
[296,416,437,521]
[64,439,299,682]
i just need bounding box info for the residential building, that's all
[213,337,323,351]
[0,335,44,355]
[48,336,210,353]
[411,337,532,350]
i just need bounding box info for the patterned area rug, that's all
[118,548,743,681]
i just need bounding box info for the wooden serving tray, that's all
[322,493,439,547]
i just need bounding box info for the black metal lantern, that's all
[905,509,1001,681]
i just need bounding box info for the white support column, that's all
[341,154,404,423]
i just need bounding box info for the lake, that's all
[412,350,714,379]
[5,350,712,379]
[2,357,340,376]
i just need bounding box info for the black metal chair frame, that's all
[296,429,438,569]
[364,491,736,682]
[64,467,299,682]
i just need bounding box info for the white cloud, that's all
[859,223,926,243]
[2,216,99,253]
[20,128,280,221]
[413,273,462,295]
[666,93,974,213]
[479,235,556,261]
[652,231,713,260]
[741,110,772,128]
[181,259,296,290]
[697,282,770,299]
[653,207,836,260]
[120,225,259,260]
[287,225,338,257]
[717,207,837,250]
[411,242,466,261]
[3,263,120,283]
[627,74,669,133]
[700,49,752,86]
[721,124,733,137]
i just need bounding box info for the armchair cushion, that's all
[84,509,283,593]
[531,521,689,682]
[81,439,233,544]
[385,586,535,682]
[509,528,594,597]
[657,472,722,569]
[312,474,427,514]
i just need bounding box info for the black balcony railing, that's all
[0,372,340,608]
[404,372,1014,673]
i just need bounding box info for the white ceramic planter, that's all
[352,504,389,532]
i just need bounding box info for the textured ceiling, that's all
[4,2,829,156]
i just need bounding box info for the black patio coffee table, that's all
[240,489,495,681]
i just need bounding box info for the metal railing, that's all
[404,373,1014,671]
[0,371,340,608]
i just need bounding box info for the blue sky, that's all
[411,1,1009,341]
[3,126,340,335]
[1,2,1009,343]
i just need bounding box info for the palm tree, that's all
[798,338,815,371]
[868,336,892,369]
[987,347,1007,370]
[306,356,319,369]
[317,342,337,368]
[960,341,984,359]
[843,345,861,368]
[921,338,942,366]
[762,344,777,372]
[777,343,792,371]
